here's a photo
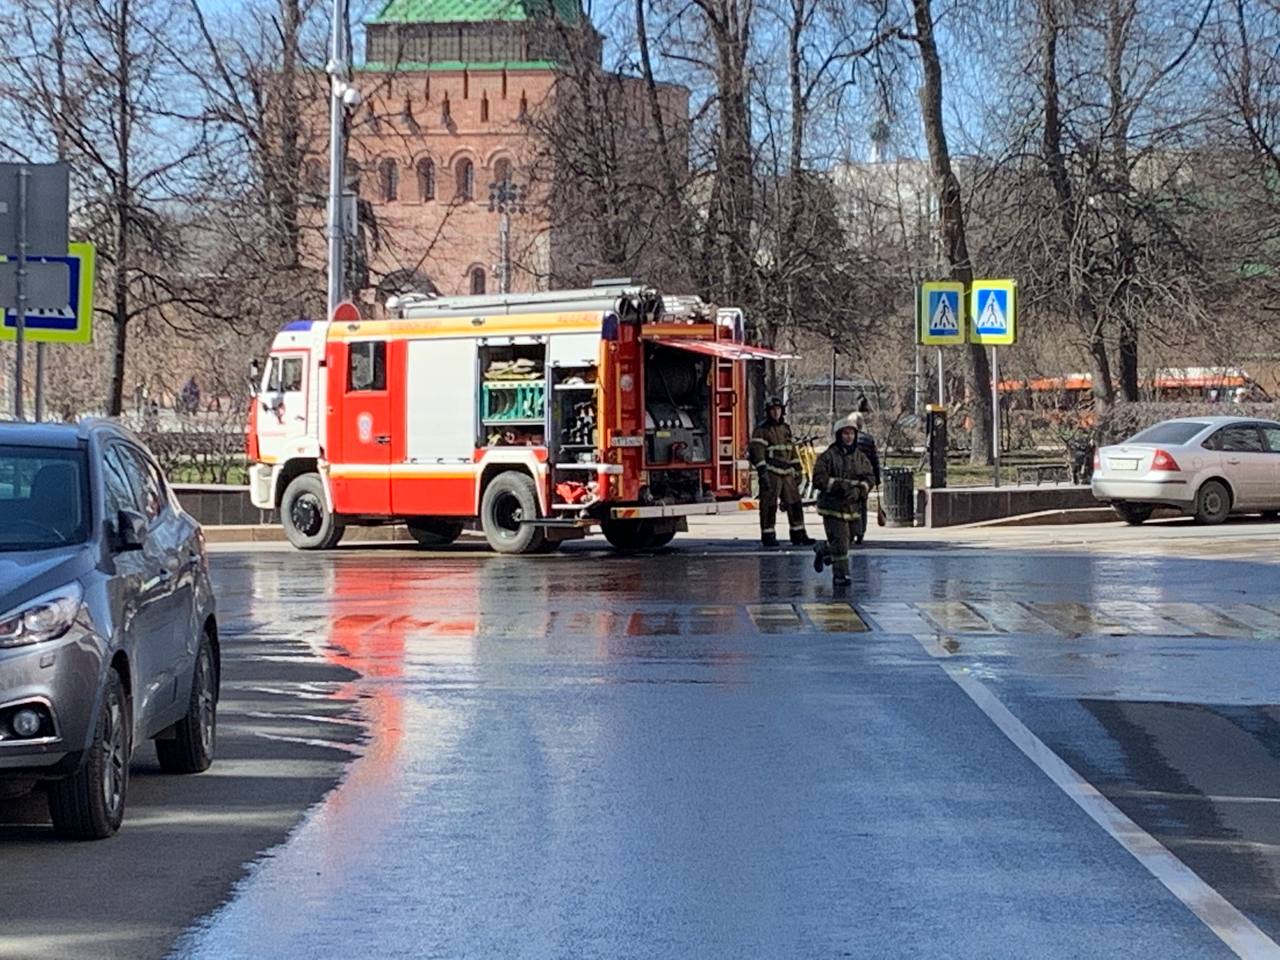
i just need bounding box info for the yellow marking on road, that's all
[746,603,803,634]
[800,603,869,633]
[916,601,997,634]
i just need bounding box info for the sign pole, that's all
[13,167,29,421]
[35,343,45,421]
[936,348,944,407]
[991,345,1001,487]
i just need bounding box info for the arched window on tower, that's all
[378,159,399,202]
[493,157,512,185]
[416,158,436,201]
[456,158,474,201]
[469,266,486,295]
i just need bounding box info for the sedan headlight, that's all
[0,584,84,648]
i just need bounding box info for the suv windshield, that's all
[0,445,92,550]
[1128,421,1209,446]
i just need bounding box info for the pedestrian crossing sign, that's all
[969,279,1016,345]
[917,281,965,346]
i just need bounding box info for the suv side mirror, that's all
[115,510,148,551]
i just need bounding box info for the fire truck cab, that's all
[247,284,785,553]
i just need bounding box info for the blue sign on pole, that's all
[0,242,95,344]
[968,279,1016,345]
[918,281,965,346]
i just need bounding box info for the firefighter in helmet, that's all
[748,397,814,548]
[811,413,877,587]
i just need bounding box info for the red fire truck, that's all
[247,284,787,553]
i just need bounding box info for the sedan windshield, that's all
[0,445,91,550]
[1128,421,1209,446]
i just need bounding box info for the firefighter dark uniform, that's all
[748,399,813,548]
[811,415,876,586]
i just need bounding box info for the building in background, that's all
[302,0,688,304]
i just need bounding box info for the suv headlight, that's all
[0,584,85,648]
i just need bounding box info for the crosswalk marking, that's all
[1094,601,1199,637]
[799,603,869,633]
[966,600,1061,635]
[295,600,1280,641]
[916,601,994,634]
[858,602,938,635]
[746,603,804,634]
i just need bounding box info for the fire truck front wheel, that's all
[281,474,346,550]
[480,472,547,555]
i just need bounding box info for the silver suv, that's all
[0,421,218,839]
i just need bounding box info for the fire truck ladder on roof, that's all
[388,285,666,322]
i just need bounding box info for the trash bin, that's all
[882,467,915,527]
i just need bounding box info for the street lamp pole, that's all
[325,0,355,318]
[488,178,522,294]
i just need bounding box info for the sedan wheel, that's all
[1194,480,1231,526]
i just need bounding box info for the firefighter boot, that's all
[832,556,852,588]
[790,528,816,547]
[762,531,779,548]
[813,542,829,574]
[787,503,815,546]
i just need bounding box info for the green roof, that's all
[369,0,582,24]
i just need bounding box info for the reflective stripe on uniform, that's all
[830,551,849,560]
[767,465,797,476]
[749,438,768,446]
[766,444,794,454]
[817,508,860,520]
[761,527,776,534]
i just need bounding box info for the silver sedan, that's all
[1091,416,1280,525]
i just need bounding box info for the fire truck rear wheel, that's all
[282,474,346,550]
[406,518,465,546]
[480,472,546,555]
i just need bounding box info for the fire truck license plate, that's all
[610,436,644,448]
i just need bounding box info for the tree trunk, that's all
[912,0,992,464]
[1038,0,1114,413]
[277,0,302,268]
[1107,0,1140,401]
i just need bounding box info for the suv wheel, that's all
[156,632,217,774]
[282,474,345,550]
[48,670,129,840]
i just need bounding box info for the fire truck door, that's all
[256,353,308,463]
[338,340,393,514]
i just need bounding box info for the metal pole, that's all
[914,346,921,418]
[499,208,510,294]
[828,347,837,423]
[14,167,29,420]
[991,345,1001,488]
[325,0,349,318]
[936,347,944,407]
[35,343,45,421]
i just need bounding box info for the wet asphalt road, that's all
[8,534,1280,959]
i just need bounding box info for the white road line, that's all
[917,636,1280,959]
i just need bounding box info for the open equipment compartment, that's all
[477,338,546,448]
